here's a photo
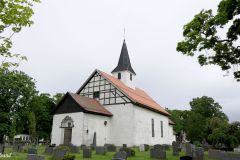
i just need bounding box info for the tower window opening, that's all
[130,73,132,81]
[118,73,121,79]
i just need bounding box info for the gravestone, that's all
[92,132,96,150]
[96,146,106,155]
[69,145,79,153]
[185,143,192,156]
[81,144,87,150]
[221,152,240,160]
[208,149,225,159]
[13,144,24,152]
[150,148,166,160]
[123,144,127,148]
[153,144,162,149]
[139,144,145,152]
[144,144,150,151]
[119,147,132,157]
[180,156,193,160]
[112,151,127,160]
[83,148,92,158]
[105,144,116,152]
[192,148,204,160]
[234,148,240,153]
[27,155,45,160]
[28,148,37,155]
[52,149,67,160]
[172,141,179,156]
[44,147,54,155]
[0,144,4,154]
[162,144,170,150]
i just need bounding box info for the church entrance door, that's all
[63,128,72,145]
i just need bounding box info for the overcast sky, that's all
[12,0,240,122]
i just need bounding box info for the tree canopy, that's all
[177,0,240,81]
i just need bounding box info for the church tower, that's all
[112,40,136,89]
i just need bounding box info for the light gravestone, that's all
[192,148,204,160]
[139,144,145,152]
[96,146,106,155]
[150,148,166,160]
[83,148,92,159]
[172,141,179,156]
[234,147,240,153]
[112,151,127,160]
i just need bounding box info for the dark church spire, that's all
[112,40,136,75]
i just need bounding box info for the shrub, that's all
[62,154,75,160]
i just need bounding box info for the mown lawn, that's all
[1,145,215,160]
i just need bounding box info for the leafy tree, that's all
[177,0,240,81]
[0,0,40,69]
[190,96,228,121]
[53,93,65,104]
[28,93,55,140]
[0,68,37,143]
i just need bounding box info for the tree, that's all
[28,111,36,143]
[177,0,240,81]
[190,96,228,121]
[0,0,40,69]
[53,93,65,104]
[28,93,55,140]
[0,68,37,143]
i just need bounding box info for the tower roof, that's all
[112,40,136,75]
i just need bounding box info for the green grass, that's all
[1,146,215,160]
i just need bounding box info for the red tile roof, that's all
[98,70,170,116]
[69,92,113,116]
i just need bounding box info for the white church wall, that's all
[104,103,135,146]
[112,71,135,89]
[82,113,110,146]
[168,125,176,143]
[51,112,84,146]
[133,105,174,145]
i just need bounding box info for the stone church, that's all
[51,40,176,146]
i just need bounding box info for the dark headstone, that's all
[208,149,225,159]
[92,132,96,149]
[123,144,127,148]
[144,144,150,151]
[69,145,79,153]
[112,151,127,160]
[52,149,67,160]
[28,148,37,155]
[192,148,204,160]
[150,148,166,160]
[105,144,116,152]
[180,156,193,160]
[81,144,87,150]
[185,143,192,156]
[153,144,162,149]
[221,152,240,160]
[162,144,170,150]
[83,148,92,158]
[44,147,54,155]
[0,144,4,154]
[119,147,132,157]
[172,141,179,156]
[13,144,23,152]
[96,146,106,155]
[27,155,45,160]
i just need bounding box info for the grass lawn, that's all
[1,145,215,160]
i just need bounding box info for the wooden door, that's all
[64,128,72,145]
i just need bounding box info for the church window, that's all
[161,121,163,138]
[93,91,100,99]
[152,119,155,137]
[118,73,121,79]
[130,73,132,81]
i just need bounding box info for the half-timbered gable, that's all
[77,71,131,105]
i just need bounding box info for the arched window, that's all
[60,116,74,128]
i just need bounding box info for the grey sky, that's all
[12,0,239,121]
